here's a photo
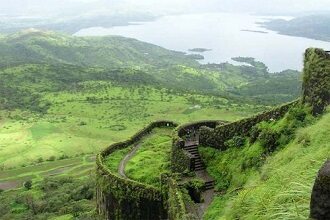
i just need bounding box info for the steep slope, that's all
[201,107,330,219]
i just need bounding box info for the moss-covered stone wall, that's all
[96,121,177,220]
[167,178,190,220]
[302,48,330,115]
[199,100,298,150]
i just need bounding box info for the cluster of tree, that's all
[0,176,96,220]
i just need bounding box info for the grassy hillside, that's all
[0,30,301,105]
[0,29,196,68]
[0,30,303,169]
[201,106,329,219]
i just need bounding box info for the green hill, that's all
[201,106,330,219]
[263,14,330,42]
[0,30,301,106]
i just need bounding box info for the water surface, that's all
[75,13,330,72]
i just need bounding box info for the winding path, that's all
[118,143,142,178]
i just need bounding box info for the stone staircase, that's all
[183,140,215,190]
[183,143,205,171]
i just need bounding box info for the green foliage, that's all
[23,180,32,190]
[183,178,205,190]
[257,123,281,153]
[225,136,246,148]
[0,175,95,219]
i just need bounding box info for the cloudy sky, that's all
[1,0,330,17]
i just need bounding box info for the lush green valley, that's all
[0,30,319,220]
[0,30,302,168]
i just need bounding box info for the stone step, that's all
[195,163,204,167]
[184,142,198,147]
[187,150,199,155]
[195,167,205,171]
[184,146,198,150]
[188,151,201,157]
[204,184,214,190]
[185,146,197,150]
[195,164,205,169]
[204,181,215,190]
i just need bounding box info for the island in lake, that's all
[186,54,205,60]
[188,48,212,53]
[241,29,268,34]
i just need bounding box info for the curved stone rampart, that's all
[96,120,177,220]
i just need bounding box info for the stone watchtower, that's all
[307,49,330,220]
[302,48,330,115]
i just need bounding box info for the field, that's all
[0,82,262,171]
[0,154,95,190]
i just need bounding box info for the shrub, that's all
[79,121,87,126]
[59,154,69,160]
[47,156,56,161]
[225,136,245,148]
[287,106,308,122]
[258,127,280,153]
[23,180,32,190]
[249,125,260,143]
[37,157,43,163]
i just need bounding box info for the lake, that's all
[75,13,330,72]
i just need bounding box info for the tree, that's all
[23,180,32,190]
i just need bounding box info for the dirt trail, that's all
[118,143,142,178]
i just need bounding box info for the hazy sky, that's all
[1,0,330,17]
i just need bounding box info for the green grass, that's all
[202,108,330,219]
[0,155,95,191]
[0,83,260,169]
[125,127,173,187]
[104,147,133,174]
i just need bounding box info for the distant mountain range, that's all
[262,14,330,42]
